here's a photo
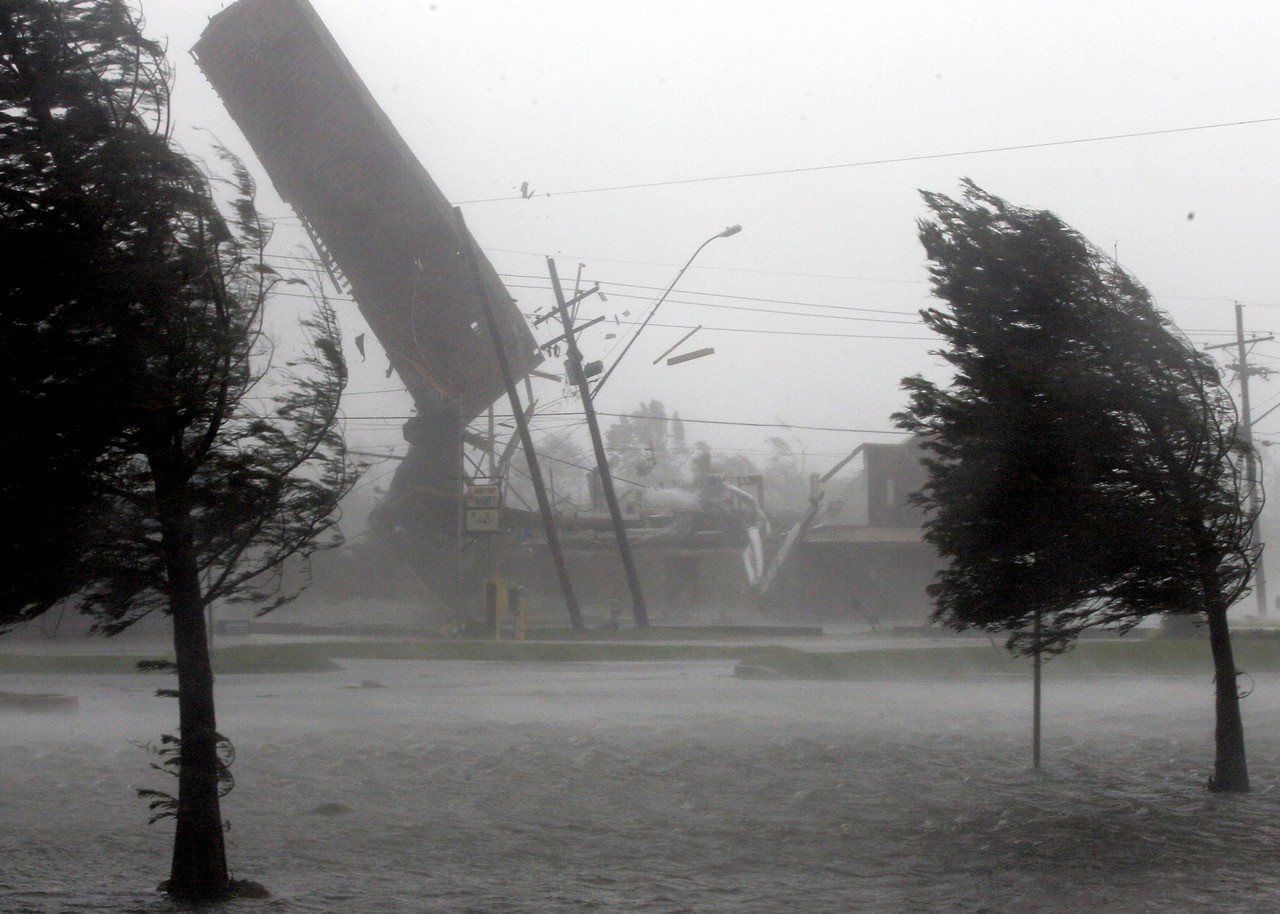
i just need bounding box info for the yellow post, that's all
[510,585,526,641]
[486,577,507,640]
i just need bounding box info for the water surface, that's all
[3,660,1277,912]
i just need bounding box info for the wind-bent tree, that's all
[895,180,1257,792]
[0,0,149,625]
[604,399,691,485]
[2,0,356,897]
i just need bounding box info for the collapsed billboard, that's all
[193,0,540,422]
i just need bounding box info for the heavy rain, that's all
[5,628,1280,911]
[3,0,1280,910]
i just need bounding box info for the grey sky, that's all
[141,0,1280,473]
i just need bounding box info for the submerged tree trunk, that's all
[155,470,230,899]
[1204,603,1249,792]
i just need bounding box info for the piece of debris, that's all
[341,679,386,690]
[733,663,782,679]
[667,346,715,366]
[305,802,352,816]
[0,691,79,713]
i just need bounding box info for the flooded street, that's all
[3,658,1280,912]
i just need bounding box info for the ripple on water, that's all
[2,672,1278,913]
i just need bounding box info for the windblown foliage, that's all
[1,0,177,622]
[2,0,358,893]
[896,181,1256,790]
[896,181,1256,650]
[1,0,354,633]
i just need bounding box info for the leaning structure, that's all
[193,0,940,625]
[194,0,541,536]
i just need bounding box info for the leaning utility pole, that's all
[547,257,649,627]
[1212,304,1274,617]
[1235,303,1270,618]
[455,210,583,630]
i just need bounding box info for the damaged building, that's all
[194,0,940,626]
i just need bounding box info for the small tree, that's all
[896,181,1256,791]
[507,430,589,512]
[1,0,356,897]
[763,432,810,519]
[605,399,692,486]
[689,441,759,485]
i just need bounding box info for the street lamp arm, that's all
[590,225,741,399]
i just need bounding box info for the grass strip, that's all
[0,644,341,675]
[0,653,153,675]
[0,633,1275,678]
[734,638,1280,680]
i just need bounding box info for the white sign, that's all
[465,507,502,533]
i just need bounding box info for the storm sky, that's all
[140,0,1280,481]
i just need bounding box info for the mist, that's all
[5,651,1280,911]
[6,0,1280,909]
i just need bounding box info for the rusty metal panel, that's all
[193,0,539,421]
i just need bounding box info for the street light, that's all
[591,224,742,398]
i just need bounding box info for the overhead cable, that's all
[455,117,1280,204]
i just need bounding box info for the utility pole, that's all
[1212,304,1274,616]
[455,209,583,631]
[547,256,649,627]
[1234,303,1270,617]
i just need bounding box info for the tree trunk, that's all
[155,470,231,899]
[1204,603,1249,792]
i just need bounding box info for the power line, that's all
[490,247,929,286]
[504,274,922,318]
[256,246,1280,321]
[490,248,1280,308]
[592,412,908,436]
[344,410,907,436]
[346,438,863,461]
[509,285,922,328]
[342,387,411,397]
[256,261,1276,335]
[346,463,399,495]
[266,247,1280,309]
[593,319,932,342]
[455,116,1280,204]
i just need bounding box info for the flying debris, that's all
[667,347,715,366]
[354,333,366,361]
[653,325,702,365]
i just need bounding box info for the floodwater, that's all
[3,657,1280,912]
